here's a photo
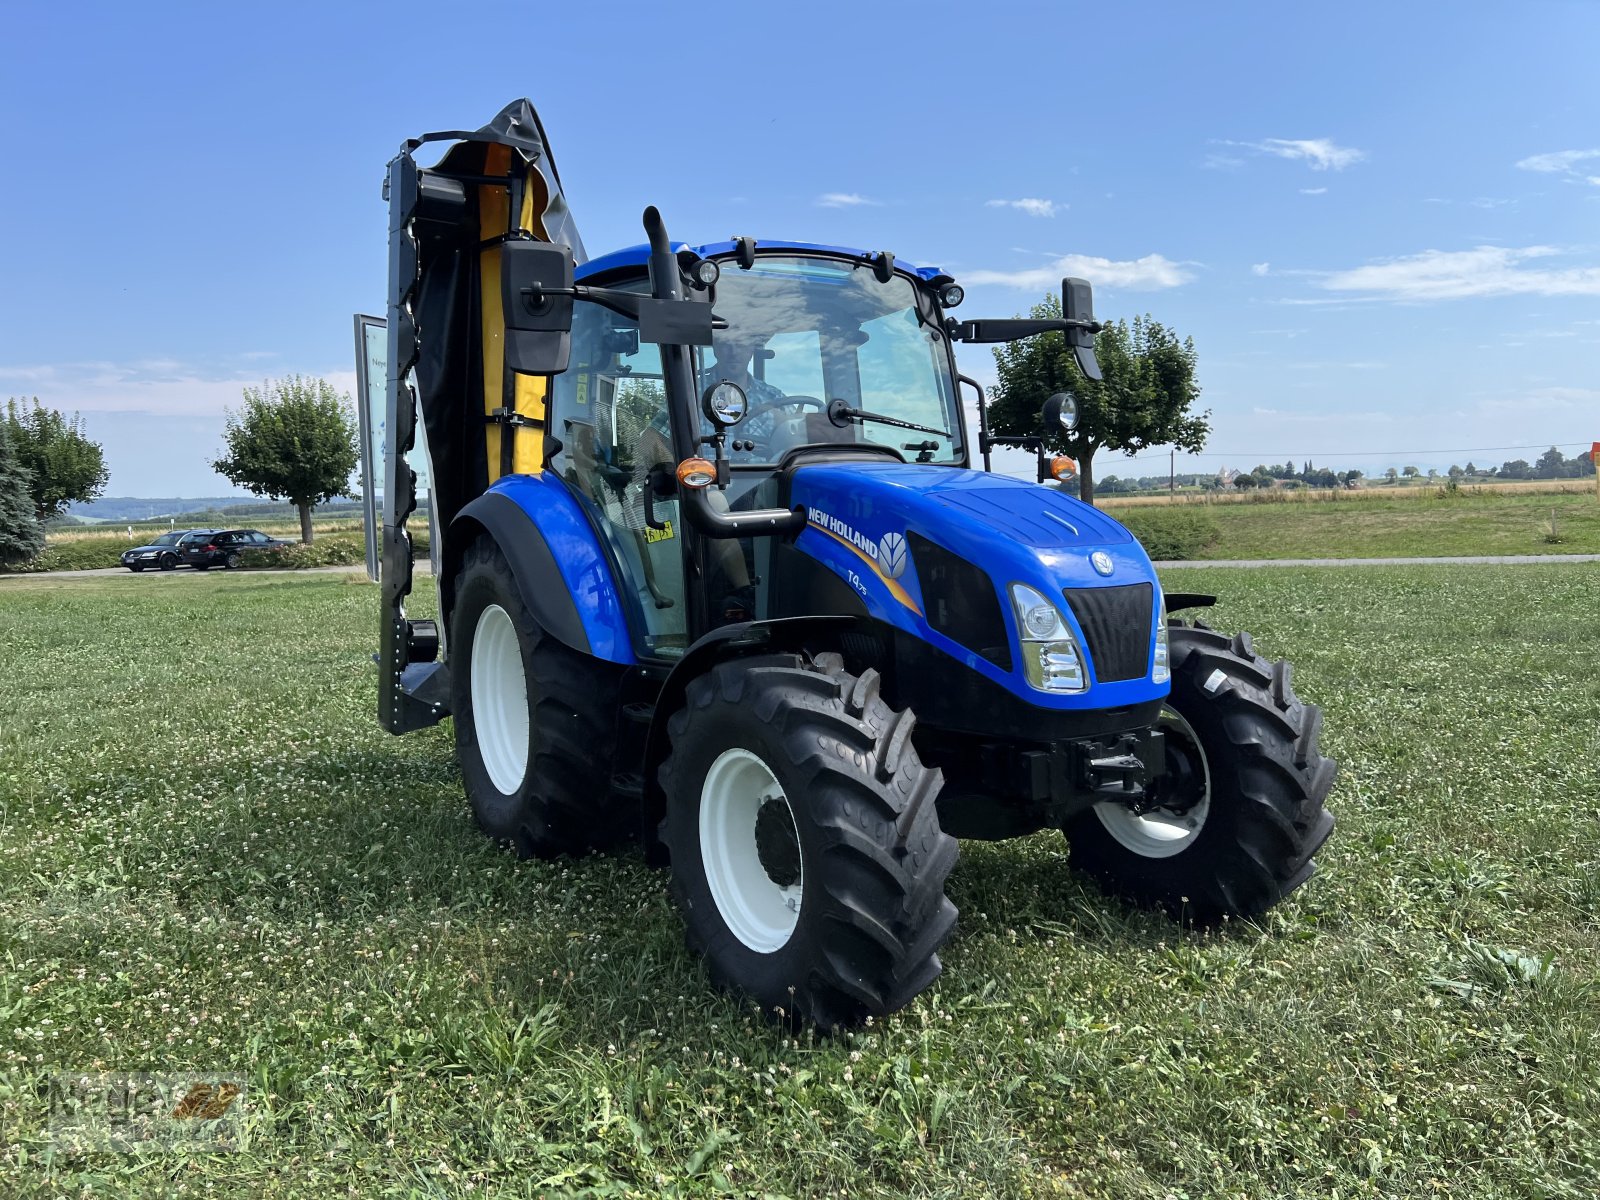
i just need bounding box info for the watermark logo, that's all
[45,1071,247,1153]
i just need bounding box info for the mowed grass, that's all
[0,566,1597,1198]
[1103,486,1600,560]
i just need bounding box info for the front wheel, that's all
[660,654,958,1030]
[1064,622,1336,922]
[158,553,177,571]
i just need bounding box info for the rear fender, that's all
[446,477,635,665]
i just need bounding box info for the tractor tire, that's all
[660,653,958,1030]
[448,537,627,858]
[1064,621,1336,923]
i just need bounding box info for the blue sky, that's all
[2,0,1596,495]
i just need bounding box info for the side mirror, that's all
[1042,392,1079,435]
[501,242,575,373]
[1062,276,1102,382]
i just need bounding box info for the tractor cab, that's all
[546,241,968,660]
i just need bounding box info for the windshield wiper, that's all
[826,398,950,439]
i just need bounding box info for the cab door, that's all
[547,297,689,659]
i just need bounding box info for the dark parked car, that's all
[121,529,214,572]
[184,528,292,570]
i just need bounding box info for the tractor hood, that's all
[787,461,1164,710]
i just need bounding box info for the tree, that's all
[1383,467,1398,483]
[1464,461,1477,476]
[0,420,45,565]
[1499,458,1532,480]
[3,398,109,521]
[1447,464,1464,479]
[1535,446,1566,479]
[1233,473,1258,490]
[1402,465,1419,479]
[987,302,1208,505]
[211,376,358,544]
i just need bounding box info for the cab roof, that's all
[575,239,946,283]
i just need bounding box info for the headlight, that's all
[1009,583,1087,693]
[1152,585,1170,684]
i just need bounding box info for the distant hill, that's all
[69,497,366,525]
[69,496,256,522]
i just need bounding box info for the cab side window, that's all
[548,296,687,657]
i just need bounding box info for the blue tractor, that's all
[377,102,1336,1029]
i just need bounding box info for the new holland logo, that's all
[1091,551,1115,576]
[877,531,908,580]
[806,507,910,581]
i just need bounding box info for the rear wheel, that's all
[660,654,958,1030]
[1064,622,1336,922]
[448,538,627,857]
[224,552,240,569]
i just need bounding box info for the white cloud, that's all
[1516,148,1600,175]
[1320,245,1600,301]
[1251,262,1271,276]
[986,197,1060,218]
[0,359,351,417]
[815,192,880,208]
[964,252,1194,291]
[1300,187,1327,195]
[1221,138,1364,171]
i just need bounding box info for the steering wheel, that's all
[744,394,828,423]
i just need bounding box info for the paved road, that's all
[0,563,431,582]
[1155,553,1600,569]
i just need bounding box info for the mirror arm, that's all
[946,317,1102,343]
[957,375,993,472]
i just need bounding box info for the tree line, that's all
[985,295,1594,504]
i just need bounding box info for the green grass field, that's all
[1,568,1597,1197]
[1106,486,1600,561]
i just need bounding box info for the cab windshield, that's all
[701,256,963,466]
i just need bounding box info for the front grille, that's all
[908,532,1011,671]
[1062,583,1153,682]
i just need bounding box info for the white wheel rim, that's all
[470,604,529,795]
[699,748,802,953]
[1093,708,1211,859]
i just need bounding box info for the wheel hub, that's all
[1092,707,1212,859]
[1136,731,1205,816]
[754,796,801,887]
